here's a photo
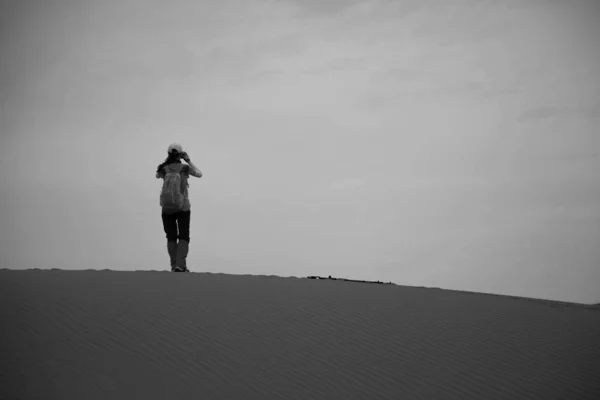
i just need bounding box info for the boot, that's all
[167,242,178,272]
[175,240,189,272]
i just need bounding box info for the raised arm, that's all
[182,153,202,178]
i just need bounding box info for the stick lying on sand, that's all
[306,275,394,285]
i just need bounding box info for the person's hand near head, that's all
[182,152,202,178]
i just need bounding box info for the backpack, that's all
[160,170,185,214]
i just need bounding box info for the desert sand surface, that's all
[1,269,599,400]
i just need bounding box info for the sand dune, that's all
[1,269,599,400]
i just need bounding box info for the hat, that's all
[167,143,183,154]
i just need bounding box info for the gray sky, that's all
[1,0,599,304]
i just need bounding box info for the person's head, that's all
[166,142,184,162]
[156,143,184,172]
[168,143,183,154]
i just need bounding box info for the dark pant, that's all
[161,210,191,243]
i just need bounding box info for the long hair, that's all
[156,150,182,174]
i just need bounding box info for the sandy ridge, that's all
[1,269,599,400]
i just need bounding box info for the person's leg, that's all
[177,210,191,244]
[176,210,191,271]
[161,212,179,271]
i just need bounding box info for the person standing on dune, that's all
[155,143,203,272]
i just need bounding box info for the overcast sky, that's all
[1,0,599,304]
